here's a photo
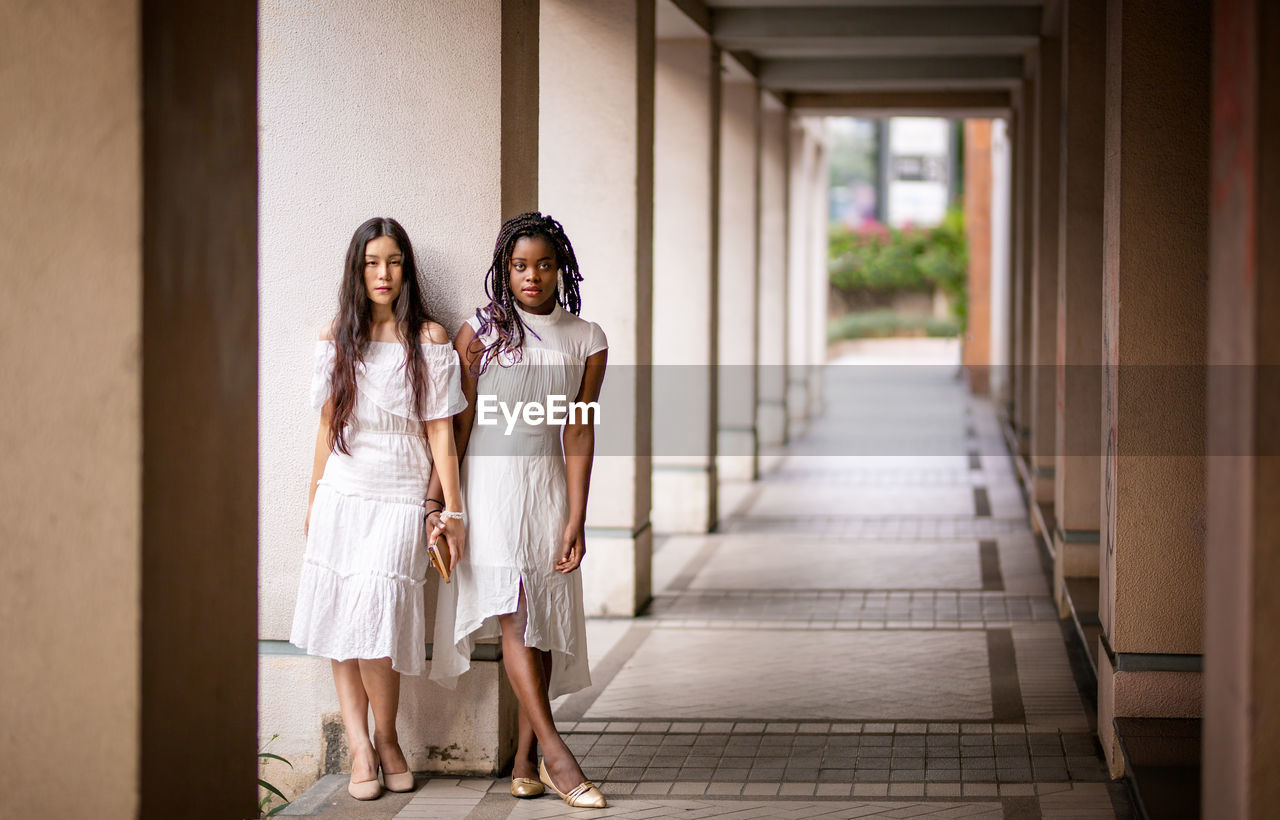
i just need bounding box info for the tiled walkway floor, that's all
[295,341,1134,819]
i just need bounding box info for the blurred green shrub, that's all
[828,310,960,341]
[828,208,969,331]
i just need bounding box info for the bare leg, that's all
[332,659,378,783]
[358,657,409,776]
[512,650,554,779]
[498,589,585,790]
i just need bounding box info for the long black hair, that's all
[472,211,582,375]
[328,217,432,454]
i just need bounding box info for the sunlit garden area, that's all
[827,117,969,346]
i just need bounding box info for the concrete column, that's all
[1030,39,1062,507]
[1011,76,1035,458]
[989,119,1013,405]
[2,4,145,816]
[2,2,259,817]
[808,137,830,416]
[142,3,259,813]
[757,94,790,451]
[1097,0,1210,777]
[540,0,654,616]
[963,120,993,396]
[786,120,815,435]
[1052,0,1106,616]
[259,0,535,790]
[717,73,762,481]
[1203,0,1280,813]
[652,35,719,534]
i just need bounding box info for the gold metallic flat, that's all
[510,776,545,798]
[539,759,607,809]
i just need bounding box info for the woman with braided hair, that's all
[427,211,608,808]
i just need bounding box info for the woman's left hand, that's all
[556,524,586,573]
[427,512,467,574]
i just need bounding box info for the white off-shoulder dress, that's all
[431,302,607,698]
[290,339,466,676]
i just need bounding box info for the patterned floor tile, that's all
[688,538,984,590]
[582,629,993,721]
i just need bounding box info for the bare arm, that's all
[424,323,481,571]
[558,347,607,573]
[304,398,334,536]
[424,415,465,568]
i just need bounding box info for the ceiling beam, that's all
[706,0,1041,6]
[669,0,712,35]
[759,56,1024,91]
[788,90,1012,117]
[712,5,1041,41]
[710,36,1034,59]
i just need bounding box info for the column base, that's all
[581,524,653,616]
[652,465,716,534]
[1031,455,1055,503]
[1097,640,1203,779]
[757,398,787,447]
[717,428,757,482]
[786,376,809,433]
[258,649,517,799]
[1052,530,1100,618]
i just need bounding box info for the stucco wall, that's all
[757,96,789,448]
[540,0,655,615]
[0,2,141,817]
[258,0,519,782]
[259,0,503,640]
[652,36,718,533]
[717,78,761,480]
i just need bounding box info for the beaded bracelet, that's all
[439,511,464,521]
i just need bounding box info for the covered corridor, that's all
[6,1,1279,819]
[286,342,1126,817]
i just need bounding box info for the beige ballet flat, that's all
[539,759,606,809]
[382,767,415,793]
[347,772,382,801]
[510,776,545,798]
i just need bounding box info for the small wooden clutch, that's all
[427,536,452,584]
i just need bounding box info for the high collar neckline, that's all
[515,299,563,327]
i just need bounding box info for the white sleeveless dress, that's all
[431,302,607,698]
[290,339,466,676]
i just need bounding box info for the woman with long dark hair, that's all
[428,211,608,809]
[290,217,467,801]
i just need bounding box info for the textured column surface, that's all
[717,75,762,482]
[1012,75,1035,458]
[963,119,993,396]
[3,1,262,817]
[141,1,260,815]
[786,121,813,435]
[541,0,655,616]
[806,138,830,419]
[1203,0,1280,814]
[757,95,790,449]
[1,1,144,816]
[1030,38,1062,504]
[258,0,532,790]
[652,35,719,534]
[989,119,1014,406]
[1052,0,1106,615]
[1097,0,1210,777]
